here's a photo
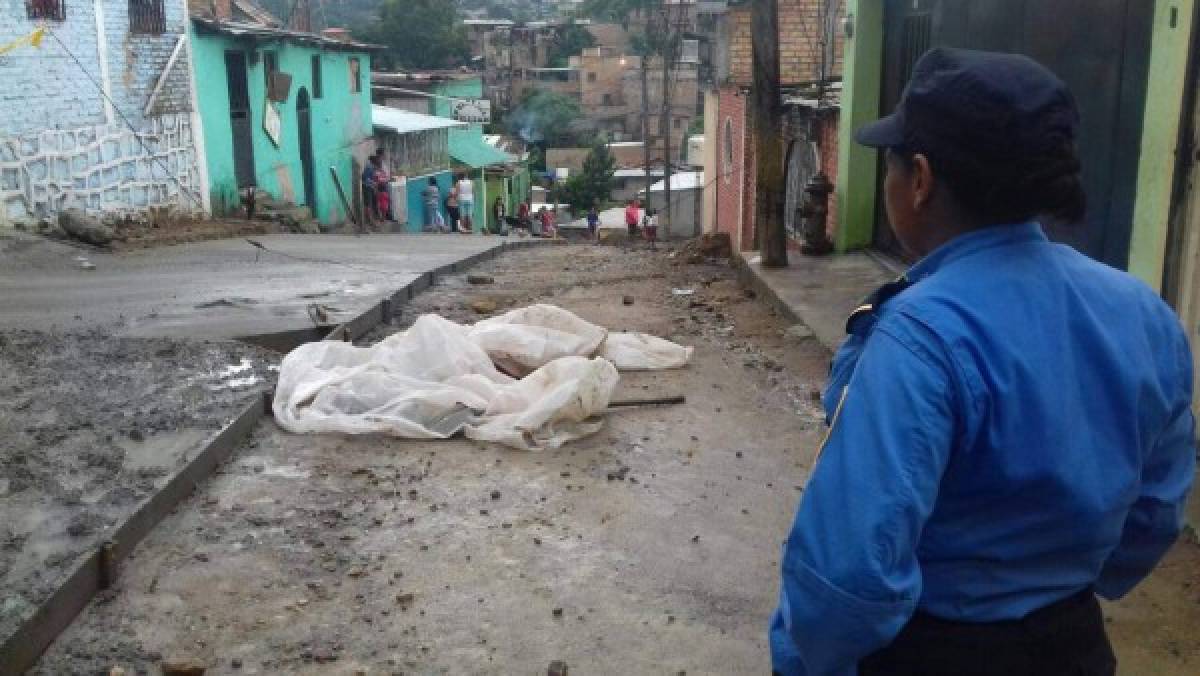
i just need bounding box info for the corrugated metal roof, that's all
[372,106,467,134]
[191,17,383,51]
[449,131,515,168]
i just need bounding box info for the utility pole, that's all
[641,51,652,205]
[660,3,673,238]
[753,0,787,267]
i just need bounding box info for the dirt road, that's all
[33,244,1200,674]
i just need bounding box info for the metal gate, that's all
[785,138,819,240]
[876,0,1153,268]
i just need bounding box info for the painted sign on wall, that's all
[451,98,491,124]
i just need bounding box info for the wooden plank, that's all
[0,393,269,673]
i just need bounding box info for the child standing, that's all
[586,204,600,243]
[642,209,658,250]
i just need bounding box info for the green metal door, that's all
[876,0,1153,268]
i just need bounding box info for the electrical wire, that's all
[43,26,207,211]
[243,238,406,276]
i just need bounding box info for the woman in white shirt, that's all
[457,174,475,233]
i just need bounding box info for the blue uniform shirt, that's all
[770,222,1195,675]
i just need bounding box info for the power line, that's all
[244,238,406,276]
[43,27,207,212]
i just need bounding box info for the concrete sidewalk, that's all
[734,250,898,352]
[0,232,523,340]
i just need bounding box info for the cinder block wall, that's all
[0,0,202,225]
[728,1,845,87]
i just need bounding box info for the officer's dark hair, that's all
[893,140,1087,225]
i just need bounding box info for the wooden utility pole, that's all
[661,8,673,237]
[753,0,787,267]
[641,52,653,204]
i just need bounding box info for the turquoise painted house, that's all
[431,76,519,232]
[373,73,526,233]
[371,105,464,233]
[188,13,377,225]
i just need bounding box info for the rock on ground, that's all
[58,209,114,247]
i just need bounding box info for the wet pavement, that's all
[0,232,506,341]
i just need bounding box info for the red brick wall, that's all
[817,111,839,240]
[714,101,841,254]
[715,86,751,251]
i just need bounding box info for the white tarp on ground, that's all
[273,305,693,450]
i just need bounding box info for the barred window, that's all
[129,0,166,35]
[27,0,66,20]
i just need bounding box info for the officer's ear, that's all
[910,153,935,212]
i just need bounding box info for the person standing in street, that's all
[422,177,443,232]
[492,196,508,235]
[457,172,476,233]
[446,175,462,233]
[771,48,1195,676]
[361,155,379,226]
[625,199,641,238]
[586,204,600,243]
[642,208,658,250]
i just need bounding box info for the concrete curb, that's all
[729,251,806,330]
[0,393,270,674]
[3,237,560,671]
[324,238,562,344]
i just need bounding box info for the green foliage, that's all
[505,89,585,147]
[357,0,470,71]
[548,20,597,67]
[561,140,617,213]
[579,0,655,26]
[687,116,704,137]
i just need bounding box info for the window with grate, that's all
[27,0,66,20]
[129,0,166,35]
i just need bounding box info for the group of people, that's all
[420,173,476,234]
[623,199,659,249]
[420,175,558,237]
[361,150,394,226]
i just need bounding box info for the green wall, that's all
[1129,0,1196,291]
[834,0,884,253]
[190,25,373,225]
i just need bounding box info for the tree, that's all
[562,140,617,213]
[548,20,597,67]
[358,0,470,71]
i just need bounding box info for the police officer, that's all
[770,48,1195,676]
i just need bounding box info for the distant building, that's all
[642,170,703,239]
[371,72,530,232]
[0,0,204,226]
[705,0,843,251]
[463,18,514,61]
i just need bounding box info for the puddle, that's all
[210,375,261,390]
[116,428,212,473]
[217,358,254,378]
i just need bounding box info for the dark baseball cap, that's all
[855,47,1079,163]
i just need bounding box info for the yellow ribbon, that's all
[0,26,46,57]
